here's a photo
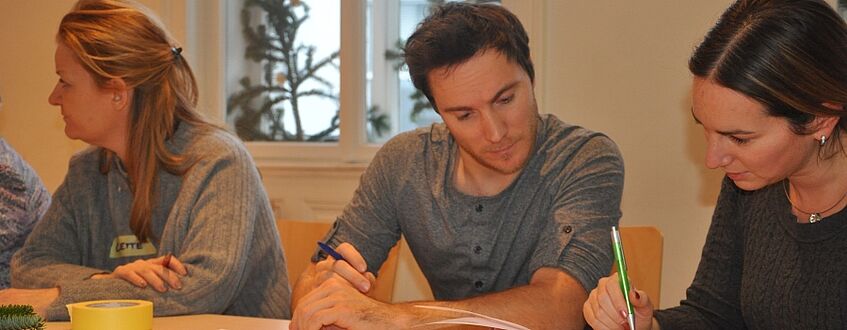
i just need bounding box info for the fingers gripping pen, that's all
[612,226,636,330]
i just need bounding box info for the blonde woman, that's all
[0,0,290,320]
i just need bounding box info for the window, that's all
[180,0,525,164]
[220,0,504,164]
[226,1,342,143]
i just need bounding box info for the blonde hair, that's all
[58,0,214,242]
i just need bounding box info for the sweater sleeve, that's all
[13,138,279,320]
[0,153,51,289]
[11,179,102,290]
[654,177,746,329]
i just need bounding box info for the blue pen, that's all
[317,241,346,261]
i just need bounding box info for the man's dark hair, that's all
[404,2,533,110]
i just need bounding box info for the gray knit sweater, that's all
[654,177,847,329]
[11,124,291,320]
[0,139,50,289]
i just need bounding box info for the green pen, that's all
[612,226,636,330]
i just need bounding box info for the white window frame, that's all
[171,0,543,167]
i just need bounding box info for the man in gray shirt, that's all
[291,3,623,329]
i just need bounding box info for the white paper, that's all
[411,305,530,330]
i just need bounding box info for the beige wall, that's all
[0,0,80,192]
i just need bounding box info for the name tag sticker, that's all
[109,235,157,258]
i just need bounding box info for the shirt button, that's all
[563,225,572,233]
[475,204,483,212]
[474,280,483,289]
[473,245,482,254]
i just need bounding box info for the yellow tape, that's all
[66,300,152,330]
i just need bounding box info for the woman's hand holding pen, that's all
[91,253,188,293]
[584,273,655,330]
[313,242,376,294]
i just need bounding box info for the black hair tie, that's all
[171,47,183,59]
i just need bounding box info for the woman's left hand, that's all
[91,255,188,292]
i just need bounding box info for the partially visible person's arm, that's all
[0,145,51,290]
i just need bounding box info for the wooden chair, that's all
[275,219,399,302]
[614,226,664,306]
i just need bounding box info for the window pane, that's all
[227,0,341,142]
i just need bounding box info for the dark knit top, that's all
[654,177,847,329]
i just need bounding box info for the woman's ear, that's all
[107,78,131,111]
[810,115,840,140]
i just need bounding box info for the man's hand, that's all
[91,254,188,292]
[0,288,59,318]
[312,243,376,294]
[291,276,400,330]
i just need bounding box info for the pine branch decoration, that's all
[0,305,45,330]
[228,0,391,142]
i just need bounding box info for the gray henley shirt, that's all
[319,114,624,299]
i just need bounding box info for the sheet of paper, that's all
[412,305,530,330]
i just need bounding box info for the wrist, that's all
[384,303,417,328]
[89,272,111,280]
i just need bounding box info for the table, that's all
[46,314,291,330]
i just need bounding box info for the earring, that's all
[820,135,827,146]
[113,95,121,102]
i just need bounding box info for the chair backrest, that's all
[275,219,399,302]
[614,226,663,306]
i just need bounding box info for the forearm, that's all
[395,276,587,329]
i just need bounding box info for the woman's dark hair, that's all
[404,2,533,110]
[690,0,847,154]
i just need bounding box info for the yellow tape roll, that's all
[66,300,153,330]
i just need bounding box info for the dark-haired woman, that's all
[584,0,847,329]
